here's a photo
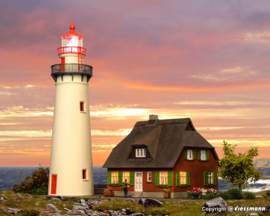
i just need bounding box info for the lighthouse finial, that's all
[70,19,75,31]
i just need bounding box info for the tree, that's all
[218,141,266,191]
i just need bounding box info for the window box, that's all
[104,189,114,197]
[164,189,170,198]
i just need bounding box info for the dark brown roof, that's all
[103,118,219,168]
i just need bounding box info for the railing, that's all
[51,63,93,82]
[51,63,92,74]
[58,46,87,55]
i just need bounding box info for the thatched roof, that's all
[103,117,219,168]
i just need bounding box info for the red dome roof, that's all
[61,20,84,39]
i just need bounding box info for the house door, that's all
[135,172,143,192]
[51,175,57,194]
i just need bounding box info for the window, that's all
[80,102,85,112]
[208,172,213,184]
[111,172,118,184]
[82,169,87,180]
[136,148,146,157]
[123,172,130,184]
[180,172,186,184]
[147,172,152,182]
[187,150,193,159]
[201,150,206,160]
[159,172,168,185]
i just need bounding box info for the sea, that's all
[0,166,269,193]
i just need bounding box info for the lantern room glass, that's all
[61,35,83,47]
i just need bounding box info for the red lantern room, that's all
[58,20,86,57]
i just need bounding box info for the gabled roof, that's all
[103,118,219,169]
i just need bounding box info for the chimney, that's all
[149,114,158,120]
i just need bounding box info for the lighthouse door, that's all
[135,172,143,192]
[51,175,57,194]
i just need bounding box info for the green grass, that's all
[17,187,48,195]
[93,199,144,212]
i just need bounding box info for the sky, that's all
[0,0,270,166]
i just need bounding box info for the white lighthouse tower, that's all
[48,20,94,196]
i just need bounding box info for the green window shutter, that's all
[184,149,187,160]
[213,172,217,185]
[129,172,134,186]
[186,172,190,186]
[107,172,111,185]
[204,172,208,185]
[176,172,180,186]
[198,151,201,160]
[155,172,159,186]
[193,150,196,160]
[168,172,172,186]
[118,172,122,185]
[206,150,209,160]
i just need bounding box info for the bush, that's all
[105,189,113,192]
[218,191,232,200]
[13,167,49,194]
[163,189,170,193]
[17,209,40,216]
[204,193,218,200]
[227,188,243,199]
[243,191,256,199]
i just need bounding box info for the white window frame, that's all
[187,150,193,160]
[111,172,118,184]
[208,172,213,184]
[136,148,146,158]
[180,171,186,185]
[159,172,168,185]
[123,172,130,184]
[201,150,206,160]
[147,172,152,182]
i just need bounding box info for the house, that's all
[102,115,219,198]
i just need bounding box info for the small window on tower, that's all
[80,102,85,112]
[82,169,87,180]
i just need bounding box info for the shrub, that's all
[163,189,170,193]
[13,167,49,194]
[218,191,232,200]
[243,191,256,199]
[227,188,243,199]
[17,209,40,216]
[204,193,218,200]
[105,189,113,192]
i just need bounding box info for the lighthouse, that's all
[48,20,94,196]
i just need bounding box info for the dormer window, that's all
[136,148,146,157]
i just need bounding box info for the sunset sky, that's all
[1,0,270,166]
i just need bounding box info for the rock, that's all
[131,213,144,216]
[72,205,85,210]
[100,213,110,216]
[46,203,58,210]
[143,199,163,208]
[7,207,20,215]
[138,198,146,205]
[57,195,63,200]
[267,190,270,196]
[125,208,134,214]
[50,197,62,201]
[255,195,264,198]
[14,193,22,197]
[248,213,260,216]
[202,197,227,212]
[64,208,71,211]
[265,204,270,212]
[80,198,86,204]
[27,195,32,198]
[0,197,4,200]
[201,212,206,215]
[124,198,137,203]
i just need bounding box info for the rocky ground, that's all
[0,190,270,216]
